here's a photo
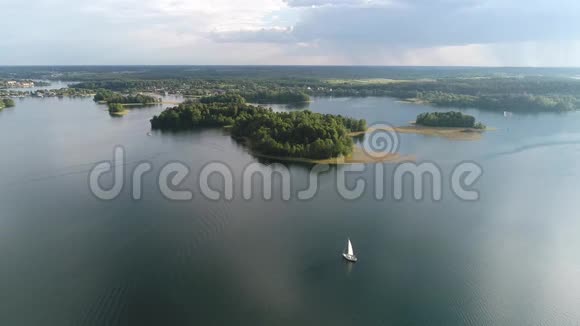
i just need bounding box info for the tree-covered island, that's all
[387,111,488,141]
[151,95,366,160]
[94,90,159,105]
[94,90,160,116]
[415,111,486,129]
[107,103,127,116]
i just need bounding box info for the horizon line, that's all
[2,64,580,69]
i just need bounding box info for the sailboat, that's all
[342,238,358,262]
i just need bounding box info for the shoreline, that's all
[119,102,161,107]
[249,146,413,165]
[109,110,128,116]
[237,135,412,165]
[364,123,492,141]
[397,98,429,105]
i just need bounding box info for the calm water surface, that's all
[1,96,580,325]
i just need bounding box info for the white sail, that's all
[347,239,354,256]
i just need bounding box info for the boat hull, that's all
[342,253,358,262]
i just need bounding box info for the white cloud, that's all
[212,27,296,43]
[81,0,288,31]
[284,0,387,7]
[2,0,580,65]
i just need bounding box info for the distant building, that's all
[5,80,34,88]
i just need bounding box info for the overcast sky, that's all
[2,0,580,66]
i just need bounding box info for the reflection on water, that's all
[344,261,355,276]
[0,96,580,325]
[262,101,310,112]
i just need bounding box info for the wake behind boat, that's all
[342,238,358,262]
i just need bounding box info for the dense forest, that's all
[4,65,580,81]
[80,82,311,104]
[93,90,159,104]
[415,111,486,129]
[414,91,578,112]
[5,66,580,113]
[231,110,362,159]
[199,94,246,104]
[71,76,580,113]
[151,98,366,159]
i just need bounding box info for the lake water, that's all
[1,96,580,325]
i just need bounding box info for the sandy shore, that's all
[363,123,491,141]
[393,125,487,141]
[109,110,128,117]
[315,147,413,164]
